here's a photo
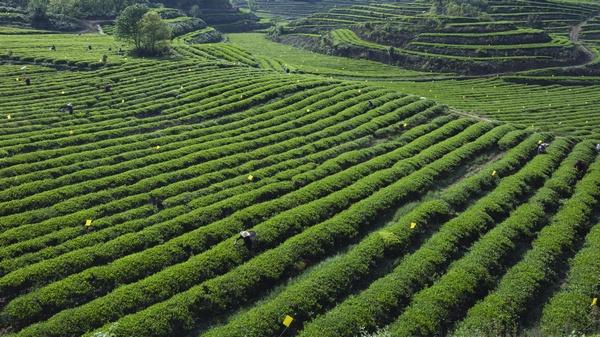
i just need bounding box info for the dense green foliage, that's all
[1,1,600,337]
[1,0,257,32]
[138,11,171,53]
[115,4,148,49]
[274,0,600,74]
[115,5,171,55]
[430,0,488,17]
[5,0,233,17]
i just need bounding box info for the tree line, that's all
[8,0,231,19]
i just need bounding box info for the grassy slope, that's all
[226,32,600,139]
[227,32,436,79]
[1,15,600,337]
[0,33,129,64]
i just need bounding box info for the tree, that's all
[28,0,49,25]
[429,0,487,17]
[115,5,171,56]
[48,0,81,17]
[138,11,171,55]
[115,4,149,50]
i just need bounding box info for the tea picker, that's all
[234,230,257,251]
[149,196,164,210]
[537,142,549,154]
[61,102,74,114]
[596,143,600,153]
[574,160,588,177]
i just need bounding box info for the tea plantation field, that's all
[1,2,600,337]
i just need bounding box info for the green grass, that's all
[382,78,600,139]
[0,33,130,65]
[0,27,54,34]
[227,32,438,79]
[2,12,600,337]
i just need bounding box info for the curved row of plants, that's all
[1,111,468,330]
[387,139,596,337]
[0,90,418,295]
[83,123,509,337]
[298,134,565,337]
[201,131,545,337]
[453,153,600,336]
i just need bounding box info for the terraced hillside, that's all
[212,31,600,139]
[580,15,600,47]
[227,0,600,138]
[326,26,581,73]
[277,1,600,73]
[284,2,430,31]
[487,0,600,34]
[387,77,600,139]
[0,32,130,69]
[234,0,373,19]
[0,6,28,27]
[2,0,600,336]
[0,27,600,337]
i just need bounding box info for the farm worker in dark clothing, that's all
[50,45,56,51]
[368,100,374,108]
[149,196,164,210]
[574,160,588,177]
[104,84,112,92]
[24,77,31,86]
[65,103,74,114]
[537,143,549,154]
[234,230,257,251]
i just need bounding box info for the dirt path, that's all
[567,16,597,67]
[79,20,111,34]
[449,108,493,122]
[570,20,584,42]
